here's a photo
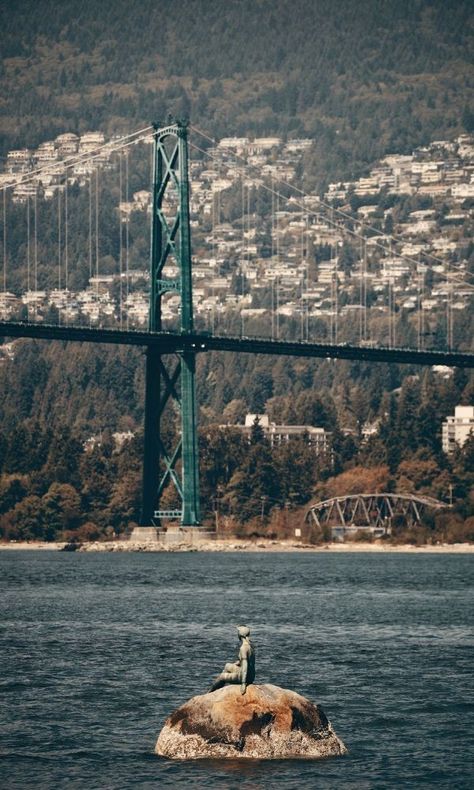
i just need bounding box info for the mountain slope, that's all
[1,0,473,187]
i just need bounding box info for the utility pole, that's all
[140,119,200,528]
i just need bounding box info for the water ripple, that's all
[0,551,472,789]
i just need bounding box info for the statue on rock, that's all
[210,625,255,695]
[156,625,347,759]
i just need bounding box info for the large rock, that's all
[155,683,347,759]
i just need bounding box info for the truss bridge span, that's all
[305,493,448,532]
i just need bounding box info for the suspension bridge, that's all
[0,120,473,528]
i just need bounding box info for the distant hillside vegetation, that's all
[1,0,473,188]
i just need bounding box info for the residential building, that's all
[442,405,474,454]
[230,413,332,455]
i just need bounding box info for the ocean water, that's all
[0,550,472,789]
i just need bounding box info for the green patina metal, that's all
[140,120,200,527]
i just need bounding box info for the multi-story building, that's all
[79,132,105,151]
[55,133,79,155]
[442,406,474,454]
[0,292,21,319]
[230,413,332,455]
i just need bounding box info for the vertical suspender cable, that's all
[330,239,336,343]
[271,276,275,340]
[417,260,422,351]
[446,260,449,351]
[389,240,393,349]
[89,177,93,285]
[241,180,245,337]
[383,251,388,347]
[125,151,129,329]
[359,231,364,344]
[363,239,368,342]
[34,191,38,318]
[88,174,93,329]
[26,196,30,320]
[57,187,62,291]
[241,176,245,290]
[244,180,247,301]
[447,259,453,351]
[64,168,69,302]
[389,278,392,348]
[271,177,274,340]
[276,190,280,339]
[300,214,304,341]
[57,187,62,325]
[391,279,395,348]
[246,181,250,337]
[119,152,123,328]
[388,272,391,348]
[95,167,99,301]
[421,268,425,350]
[149,141,153,327]
[211,184,215,261]
[276,273,280,339]
[247,180,250,274]
[334,239,338,344]
[301,213,305,342]
[217,187,221,332]
[243,181,247,332]
[211,184,215,333]
[391,239,395,349]
[449,268,453,351]
[331,209,335,344]
[3,189,6,293]
[305,215,309,341]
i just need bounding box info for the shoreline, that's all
[0,539,473,553]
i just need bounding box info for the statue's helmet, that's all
[237,625,250,638]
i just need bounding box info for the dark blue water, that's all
[0,551,472,789]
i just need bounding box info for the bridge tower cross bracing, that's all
[140,120,200,528]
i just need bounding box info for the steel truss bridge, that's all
[305,493,448,531]
[1,120,473,529]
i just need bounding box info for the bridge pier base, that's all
[129,526,161,543]
[129,525,215,545]
[159,526,216,545]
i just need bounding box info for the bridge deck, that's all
[1,321,473,367]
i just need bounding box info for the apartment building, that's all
[230,414,332,455]
[442,406,474,454]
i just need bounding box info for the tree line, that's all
[0,339,472,543]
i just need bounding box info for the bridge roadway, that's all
[1,321,474,367]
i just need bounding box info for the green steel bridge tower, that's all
[140,120,200,527]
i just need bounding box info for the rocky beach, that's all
[1,539,473,553]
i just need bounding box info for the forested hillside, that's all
[1,0,473,188]
[0,342,473,542]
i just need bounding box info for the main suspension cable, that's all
[190,126,473,284]
[0,126,154,193]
